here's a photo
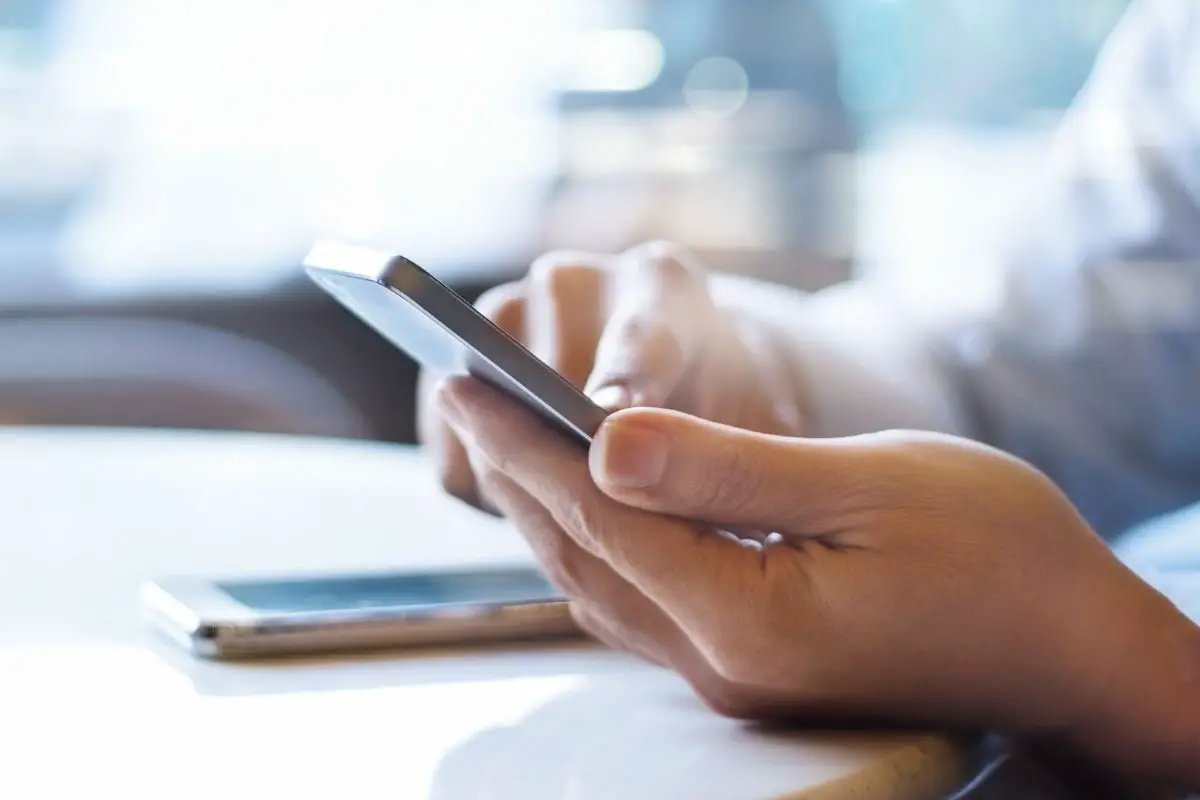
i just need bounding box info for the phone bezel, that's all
[303,241,608,446]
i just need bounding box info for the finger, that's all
[471,283,529,508]
[590,407,865,531]
[475,281,527,338]
[471,461,691,669]
[426,283,527,511]
[468,452,786,714]
[436,379,753,623]
[525,252,609,388]
[419,369,493,510]
[584,241,712,409]
[445,382,804,698]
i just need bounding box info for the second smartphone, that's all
[144,566,576,659]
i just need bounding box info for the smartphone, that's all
[303,241,608,446]
[143,565,577,659]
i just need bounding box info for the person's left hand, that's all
[435,375,1200,786]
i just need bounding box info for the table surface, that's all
[0,428,971,799]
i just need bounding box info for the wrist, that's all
[1060,575,1200,789]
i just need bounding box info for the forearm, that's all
[711,274,968,438]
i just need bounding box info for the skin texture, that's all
[417,241,805,513]
[418,242,1200,788]
[439,379,1200,788]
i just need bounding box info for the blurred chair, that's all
[0,317,370,438]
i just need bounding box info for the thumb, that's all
[589,407,863,530]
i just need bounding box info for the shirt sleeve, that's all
[941,0,1200,539]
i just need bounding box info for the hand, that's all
[418,241,804,511]
[437,376,1200,786]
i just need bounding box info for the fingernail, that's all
[588,384,634,412]
[591,419,668,489]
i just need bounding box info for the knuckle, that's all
[706,647,756,686]
[696,685,757,720]
[488,447,514,475]
[556,551,590,595]
[532,530,592,598]
[701,619,822,701]
[569,603,612,643]
[630,240,702,284]
[469,462,505,504]
[471,436,515,476]
[695,622,768,687]
[559,497,609,555]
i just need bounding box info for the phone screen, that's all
[216,569,561,614]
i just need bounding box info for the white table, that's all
[0,429,970,799]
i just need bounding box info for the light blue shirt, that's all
[937,0,1200,614]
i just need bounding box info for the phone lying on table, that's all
[143,566,577,659]
[303,241,609,446]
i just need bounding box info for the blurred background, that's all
[0,0,1130,443]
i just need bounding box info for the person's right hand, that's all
[418,241,805,511]
[438,379,1200,788]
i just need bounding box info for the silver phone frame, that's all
[302,241,609,446]
[143,567,578,660]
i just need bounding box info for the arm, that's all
[718,0,1200,540]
